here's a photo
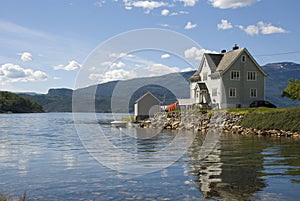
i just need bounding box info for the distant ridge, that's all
[19,62,300,112]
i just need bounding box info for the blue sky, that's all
[0,0,299,93]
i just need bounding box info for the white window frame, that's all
[229,88,236,98]
[230,71,240,80]
[247,71,257,81]
[250,88,257,98]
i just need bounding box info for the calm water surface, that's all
[0,113,300,200]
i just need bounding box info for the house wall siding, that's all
[222,53,265,108]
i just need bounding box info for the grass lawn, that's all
[227,107,300,132]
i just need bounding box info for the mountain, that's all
[19,62,300,112]
[262,62,300,108]
[0,91,44,113]
[20,71,194,113]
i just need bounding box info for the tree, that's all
[281,79,300,101]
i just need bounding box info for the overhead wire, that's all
[254,50,300,57]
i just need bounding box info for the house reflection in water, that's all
[188,134,267,200]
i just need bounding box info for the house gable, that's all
[217,48,267,77]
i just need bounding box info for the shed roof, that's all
[135,91,161,103]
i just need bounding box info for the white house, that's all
[179,45,267,109]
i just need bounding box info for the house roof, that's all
[189,71,201,82]
[216,48,244,72]
[196,47,267,76]
[205,53,223,72]
[135,91,161,103]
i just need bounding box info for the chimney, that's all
[232,44,239,50]
[221,49,226,54]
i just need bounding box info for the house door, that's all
[200,90,208,103]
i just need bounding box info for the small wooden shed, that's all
[134,92,161,121]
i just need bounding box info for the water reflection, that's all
[188,134,267,200]
[1,113,300,200]
[187,135,300,200]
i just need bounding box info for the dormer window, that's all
[241,55,246,63]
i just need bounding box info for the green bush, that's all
[239,107,300,132]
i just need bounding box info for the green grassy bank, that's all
[0,192,26,201]
[227,107,300,132]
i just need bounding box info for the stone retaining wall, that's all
[137,111,300,137]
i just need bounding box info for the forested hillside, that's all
[0,91,44,113]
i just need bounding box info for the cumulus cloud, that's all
[257,21,287,35]
[185,21,197,30]
[178,0,197,7]
[181,67,194,72]
[143,64,179,76]
[19,52,33,62]
[109,52,128,58]
[89,69,137,83]
[53,60,81,71]
[208,0,257,9]
[100,61,126,68]
[184,47,217,61]
[130,0,168,11]
[239,21,287,36]
[161,54,170,59]
[0,63,47,82]
[241,25,259,36]
[217,19,233,30]
[161,9,169,16]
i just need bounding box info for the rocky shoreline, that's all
[137,111,300,137]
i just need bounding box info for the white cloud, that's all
[109,52,128,58]
[239,21,287,36]
[111,61,126,68]
[0,63,47,82]
[131,1,168,10]
[184,47,217,61]
[89,69,137,82]
[159,23,171,27]
[243,25,259,36]
[53,60,81,71]
[217,19,233,30]
[161,9,169,16]
[143,64,179,76]
[184,21,197,30]
[177,0,197,7]
[257,21,287,35]
[181,67,194,72]
[161,54,170,59]
[208,0,257,9]
[170,10,189,16]
[19,52,33,62]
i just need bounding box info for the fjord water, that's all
[0,113,300,200]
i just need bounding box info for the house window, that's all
[229,88,236,97]
[230,71,240,80]
[241,55,246,63]
[203,72,208,81]
[247,71,257,81]
[250,88,257,98]
[212,88,217,96]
